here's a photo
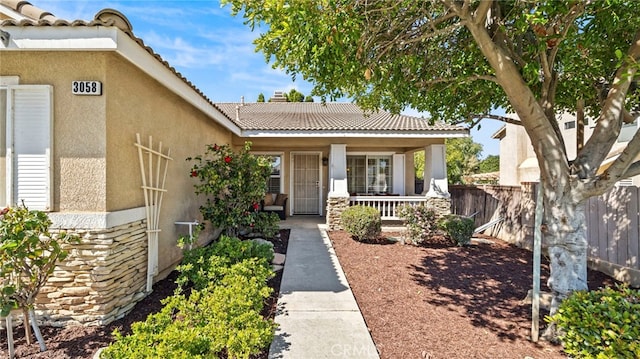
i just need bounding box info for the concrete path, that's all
[269,217,379,359]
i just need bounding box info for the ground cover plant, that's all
[101,236,276,359]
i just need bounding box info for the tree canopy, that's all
[479,155,500,174]
[446,138,483,184]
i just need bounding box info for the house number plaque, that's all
[72,81,102,96]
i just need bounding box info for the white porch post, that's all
[328,144,349,196]
[327,144,350,229]
[422,144,449,197]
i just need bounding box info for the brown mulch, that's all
[328,231,619,359]
[0,230,289,359]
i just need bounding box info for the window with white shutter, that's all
[1,85,53,210]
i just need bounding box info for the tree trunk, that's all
[542,194,589,339]
[22,308,32,345]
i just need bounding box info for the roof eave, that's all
[240,129,469,138]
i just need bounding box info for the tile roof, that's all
[0,0,227,122]
[216,102,466,133]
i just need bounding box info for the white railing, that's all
[349,195,428,220]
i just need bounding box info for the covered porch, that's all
[326,143,453,227]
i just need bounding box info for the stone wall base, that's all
[32,220,149,327]
[326,196,350,231]
[426,196,452,219]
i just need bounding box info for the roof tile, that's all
[216,102,466,133]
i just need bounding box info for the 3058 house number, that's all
[72,81,102,96]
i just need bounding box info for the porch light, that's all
[322,157,328,166]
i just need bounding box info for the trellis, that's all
[135,134,172,292]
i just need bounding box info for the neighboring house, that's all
[492,113,640,186]
[0,1,467,326]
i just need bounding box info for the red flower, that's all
[190,170,198,177]
[224,156,232,163]
[250,223,255,228]
[252,203,259,210]
[213,144,220,151]
[0,207,9,216]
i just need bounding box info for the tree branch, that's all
[418,74,498,87]
[472,0,493,26]
[596,125,640,190]
[575,30,640,176]
[461,113,523,126]
[622,160,640,179]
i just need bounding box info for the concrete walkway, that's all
[269,217,379,359]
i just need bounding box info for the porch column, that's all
[327,144,350,230]
[422,144,451,217]
[422,144,449,197]
[404,151,416,195]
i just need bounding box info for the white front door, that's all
[291,152,321,215]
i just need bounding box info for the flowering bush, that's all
[187,142,272,236]
[397,204,441,245]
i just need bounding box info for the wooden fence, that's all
[450,184,640,287]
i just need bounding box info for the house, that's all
[0,1,467,326]
[492,113,640,186]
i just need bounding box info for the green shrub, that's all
[438,214,475,246]
[176,235,274,291]
[341,205,381,242]
[102,241,276,359]
[397,204,440,245]
[249,211,280,239]
[546,285,640,359]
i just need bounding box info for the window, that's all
[265,155,282,193]
[0,84,53,210]
[564,121,576,129]
[347,155,393,194]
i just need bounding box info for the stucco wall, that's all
[1,51,108,212]
[2,50,234,278]
[104,54,233,274]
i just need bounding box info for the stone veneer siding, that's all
[425,196,452,219]
[35,220,148,327]
[326,196,350,230]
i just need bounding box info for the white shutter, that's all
[7,85,52,210]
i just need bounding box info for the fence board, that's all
[451,184,640,286]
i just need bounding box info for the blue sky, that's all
[33,0,501,157]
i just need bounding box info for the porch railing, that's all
[349,195,428,220]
